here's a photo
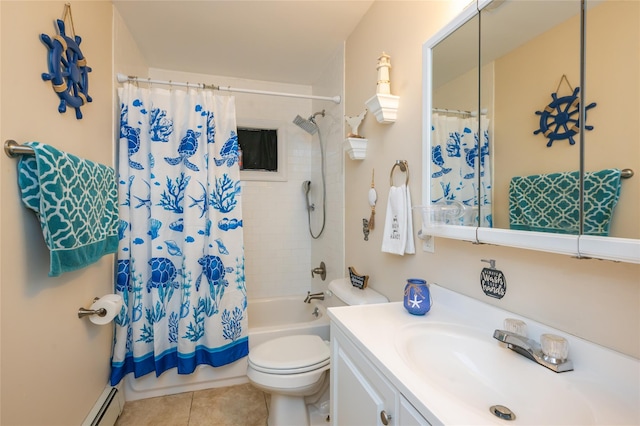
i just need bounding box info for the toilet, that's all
[246,278,388,426]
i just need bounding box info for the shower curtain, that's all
[110,83,247,385]
[430,113,492,226]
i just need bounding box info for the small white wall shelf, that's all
[344,137,368,160]
[365,94,399,123]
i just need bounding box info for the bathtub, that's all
[123,295,329,401]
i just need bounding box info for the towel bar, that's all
[4,140,34,157]
[621,169,633,179]
[390,160,409,186]
[5,138,633,180]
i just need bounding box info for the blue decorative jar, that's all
[403,279,431,315]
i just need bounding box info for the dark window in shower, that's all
[237,128,278,171]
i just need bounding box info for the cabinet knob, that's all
[380,410,392,425]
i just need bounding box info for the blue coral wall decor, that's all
[40,11,92,120]
[533,75,596,147]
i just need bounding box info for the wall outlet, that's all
[421,234,435,253]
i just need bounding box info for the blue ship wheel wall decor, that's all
[41,19,92,119]
[533,78,597,147]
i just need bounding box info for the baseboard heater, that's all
[82,383,125,426]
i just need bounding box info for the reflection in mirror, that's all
[481,0,582,234]
[430,14,484,227]
[423,0,639,262]
[584,0,639,239]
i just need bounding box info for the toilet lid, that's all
[248,335,330,374]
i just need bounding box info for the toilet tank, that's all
[326,278,388,308]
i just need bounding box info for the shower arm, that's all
[310,110,326,121]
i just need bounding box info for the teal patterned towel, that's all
[18,142,119,276]
[509,169,622,236]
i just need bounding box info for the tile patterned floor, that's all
[115,383,268,426]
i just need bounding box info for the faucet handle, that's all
[541,334,569,363]
[503,318,528,337]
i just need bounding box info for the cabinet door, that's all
[399,395,431,426]
[331,328,396,425]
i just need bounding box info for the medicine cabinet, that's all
[421,0,639,263]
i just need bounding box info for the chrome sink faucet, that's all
[304,291,325,303]
[493,329,574,373]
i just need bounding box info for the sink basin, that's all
[394,322,629,424]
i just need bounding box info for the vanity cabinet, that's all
[330,325,430,426]
[329,292,639,425]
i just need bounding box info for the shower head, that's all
[293,115,318,135]
[293,110,325,135]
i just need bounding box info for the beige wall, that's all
[345,1,639,358]
[1,2,115,424]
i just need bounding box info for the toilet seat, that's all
[248,335,330,375]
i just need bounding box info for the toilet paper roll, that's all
[89,294,123,325]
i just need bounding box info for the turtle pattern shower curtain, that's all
[430,113,492,227]
[110,83,247,385]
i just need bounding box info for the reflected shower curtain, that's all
[430,113,492,226]
[110,83,247,385]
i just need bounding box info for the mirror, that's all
[578,0,639,262]
[583,0,638,240]
[480,0,582,234]
[430,13,481,228]
[422,0,640,263]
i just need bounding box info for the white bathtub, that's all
[123,295,329,401]
[248,295,330,342]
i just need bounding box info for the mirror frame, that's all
[421,0,640,263]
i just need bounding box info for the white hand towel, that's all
[405,185,415,254]
[381,184,415,255]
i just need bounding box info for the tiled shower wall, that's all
[311,45,346,293]
[241,124,315,299]
[149,65,344,300]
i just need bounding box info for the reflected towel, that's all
[508,169,622,236]
[381,184,415,255]
[18,142,119,276]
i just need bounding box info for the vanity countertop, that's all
[328,284,640,425]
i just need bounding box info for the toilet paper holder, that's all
[78,297,107,319]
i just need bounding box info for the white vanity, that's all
[328,285,639,425]
[331,323,429,426]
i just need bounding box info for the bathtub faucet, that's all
[304,291,325,303]
[311,261,327,281]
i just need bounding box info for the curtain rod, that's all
[116,73,341,104]
[433,107,487,117]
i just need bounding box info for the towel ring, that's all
[390,160,409,186]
